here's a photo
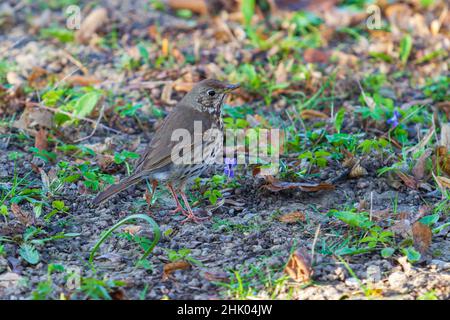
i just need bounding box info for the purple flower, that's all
[387,109,401,128]
[224,157,237,178]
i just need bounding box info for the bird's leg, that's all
[179,190,209,223]
[167,184,189,217]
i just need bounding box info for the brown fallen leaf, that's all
[173,82,195,92]
[263,176,334,192]
[284,249,313,283]
[390,217,412,238]
[64,75,101,87]
[34,128,48,151]
[203,270,230,283]
[274,61,288,85]
[13,106,53,135]
[278,211,306,224]
[436,101,450,119]
[161,38,169,57]
[412,149,432,180]
[163,261,191,281]
[161,82,176,105]
[75,8,108,44]
[396,171,417,189]
[27,66,49,89]
[434,175,450,191]
[412,221,432,255]
[303,48,331,64]
[371,208,391,222]
[0,273,22,288]
[349,163,367,178]
[11,203,34,226]
[122,225,142,236]
[167,0,208,15]
[300,109,329,119]
[274,0,338,13]
[435,146,450,176]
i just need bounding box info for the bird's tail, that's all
[92,173,144,206]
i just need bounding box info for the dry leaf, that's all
[390,218,412,238]
[163,261,191,280]
[64,75,101,87]
[11,203,34,226]
[203,271,229,283]
[75,8,108,44]
[371,208,391,222]
[274,62,287,84]
[396,171,417,189]
[434,175,450,190]
[397,256,412,274]
[161,38,169,57]
[349,163,367,178]
[167,0,208,15]
[441,124,450,149]
[161,82,176,105]
[122,225,142,235]
[13,106,53,134]
[27,66,48,89]
[412,149,432,180]
[284,249,312,283]
[263,180,334,192]
[342,152,357,168]
[303,48,330,63]
[0,273,22,288]
[412,221,432,255]
[34,128,48,151]
[406,126,434,156]
[436,146,450,175]
[278,211,306,224]
[300,109,329,119]
[173,82,195,92]
[263,176,334,192]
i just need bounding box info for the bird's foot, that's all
[180,212,209,224]
[170,205,188,216]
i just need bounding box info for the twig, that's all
[22,101,121,134]
[62,49,89,75]
[125,81,172,90]
[311,224,321,265]
[74,104,105,142]
[53,67,80,89]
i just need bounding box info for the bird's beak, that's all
[224,83,240,92]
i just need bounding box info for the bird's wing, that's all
[135,105,214,174]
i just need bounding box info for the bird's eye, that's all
[207,90,216,96]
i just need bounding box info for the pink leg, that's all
[167,184,190,217]
[179,190,209,224]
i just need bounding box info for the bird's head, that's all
[182,79,240,114]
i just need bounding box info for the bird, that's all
[92,79,240,222]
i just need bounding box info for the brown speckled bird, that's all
[92,79,239,222]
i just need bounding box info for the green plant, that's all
[114,150,140,175]
[299,149,331,169]
[90,214,161,265]
[40,27,74,43]
[166,248,202,266]
[77,277,125,300]
[114,103,143,118]
[399,34,413,65]
[31,263,65,300]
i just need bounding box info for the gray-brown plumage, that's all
[92,79,239,222]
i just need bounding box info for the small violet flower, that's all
[224,157,237,178]
[387,109,401,128]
